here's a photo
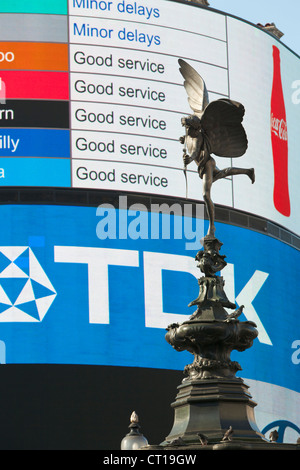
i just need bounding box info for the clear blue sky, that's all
[209,0,300,56]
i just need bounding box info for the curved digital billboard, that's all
[0,0,300,448]
[0,0,299,234]
[0,202,298,444]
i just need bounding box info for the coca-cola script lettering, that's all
[271,114,288,141]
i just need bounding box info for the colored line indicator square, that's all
[0,43,69,72]
[0,129,70,158]
[0,100,69,129]
[0,71,69,100]
[0,0,67,15]
[0,157,71,187]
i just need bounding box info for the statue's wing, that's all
[178,59,209,116]
[201,99,248,157]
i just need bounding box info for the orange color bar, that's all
[0,42,68,71]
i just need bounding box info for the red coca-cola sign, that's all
[270,45,290,217]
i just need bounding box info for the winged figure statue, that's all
[179,59,255,238]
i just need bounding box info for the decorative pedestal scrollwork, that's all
[165,236,258,381]
[166,319,257,381]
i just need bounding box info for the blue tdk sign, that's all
[0,204,299,396]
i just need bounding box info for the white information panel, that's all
[68,0,230,202]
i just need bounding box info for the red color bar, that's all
[0,71,69,100]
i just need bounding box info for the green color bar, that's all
[0,0,67,15]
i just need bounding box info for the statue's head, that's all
[181,115,202,130]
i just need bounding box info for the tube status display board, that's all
[0,0,228,195]
[1,0,300,235]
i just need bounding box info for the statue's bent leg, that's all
[213,167,255,184]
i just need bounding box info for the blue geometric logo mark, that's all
[0,278,28,304]
[0,251,11,273]
[14,247,30,276]
[0,246,57,322]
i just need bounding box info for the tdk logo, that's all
[54,246,272,346]
[0,245,271,347]
[0,246,57,322]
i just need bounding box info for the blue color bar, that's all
[0,129,70,158]
[0,157,71,186]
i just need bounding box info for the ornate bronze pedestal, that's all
[143,237,299,450]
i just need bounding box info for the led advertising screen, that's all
[0,202,298,443]
[0,0,300,234]
[0,0,300,448]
